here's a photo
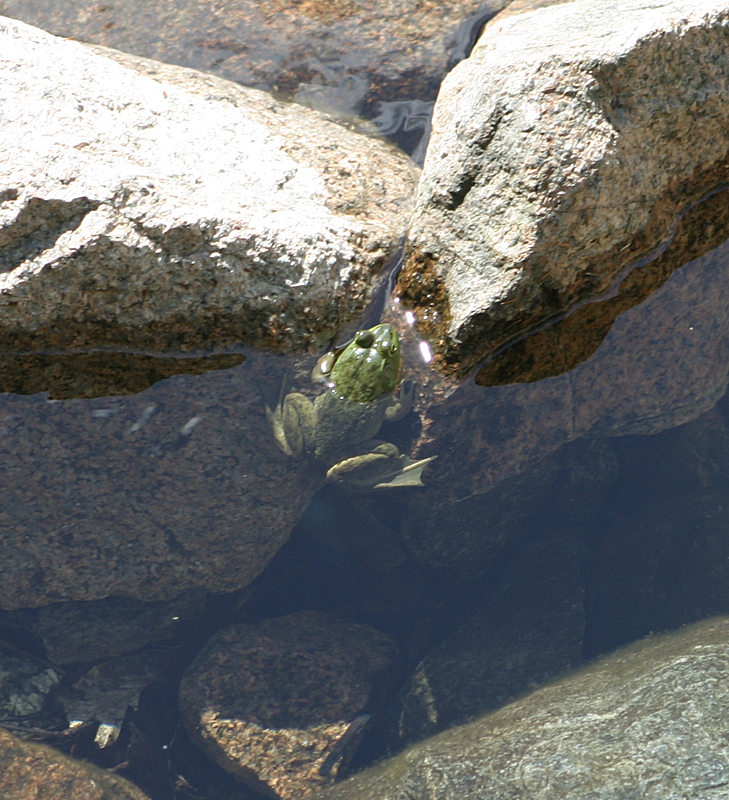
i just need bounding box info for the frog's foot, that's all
[265,384,316,458]
[326,442,402,489]
[326,440,436,490]
[372,454,437,489]
[384,380,414,423]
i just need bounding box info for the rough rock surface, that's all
[0,0,509,125]
[0,727,150,800]
[0,356,322,609]
[179,610,395,798]
[319,615,729,800]
[385,534,585,750]
[0,17,418,354]
[2,591,206,664]
[398,186,729,510]
[399,0,729,376]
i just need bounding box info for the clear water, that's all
[0,1,728,799]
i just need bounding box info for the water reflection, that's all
[0,351,244,399]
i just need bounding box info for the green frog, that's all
[267,323,435,489]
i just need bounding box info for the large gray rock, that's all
[0,17,418,354]
[398,0,729,376]
[397,188,729,509]
[319,615,729,800]
[398,209,729,512]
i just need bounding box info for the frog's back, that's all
[313,389,389,462]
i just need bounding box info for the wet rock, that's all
[384,534,585,751]
[318,615,729,800]
[0,648,60,720]
[0,18,418,354]
[0,0,510,130]
[0,726,150,799]
[62,650,167,749]
[400,431,617,578]
[179,610,395,798]
[0,359,321,609]
[399,0,729,376]
[0,352,245,400]
[585,408,729,655]
[2,591,206,665]
[397,194,729,509]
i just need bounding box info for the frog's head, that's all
[324,323,402,404]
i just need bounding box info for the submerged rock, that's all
[0,17,418,354]
[384,534,585,751]
[319,615,729,800]
[399,0,729,376]
[0,358,321,609]
[0,727,150,799]
[179,610,395,798]
[0,0,509,131]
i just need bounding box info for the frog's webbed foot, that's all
[326,442,401,489]
[326,440,436,490]
[373,454,437,489]
[264,375,315,458]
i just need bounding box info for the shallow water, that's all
[1,191,729,794]
[1,1,729,798]
[0,0,505,162]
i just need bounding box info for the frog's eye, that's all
[354,329,375,348]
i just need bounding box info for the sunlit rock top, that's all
[0,18,419,353]
[400,0,729,376]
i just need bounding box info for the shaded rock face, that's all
[0,727,150,800]
[319,616,729,800]
[583,405,729,657]
[384,534,585,750]
[179,610,395,798]
[1,591,206,664]
[399,0,729,376]
[400,438,617,578]
[0,0,509,131]
[0,18,418,354]
[0,358,322,609]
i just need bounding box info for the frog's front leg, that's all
[267,391,316,458]
[384,380,414,423]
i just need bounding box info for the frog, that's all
[266,323,435,489]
